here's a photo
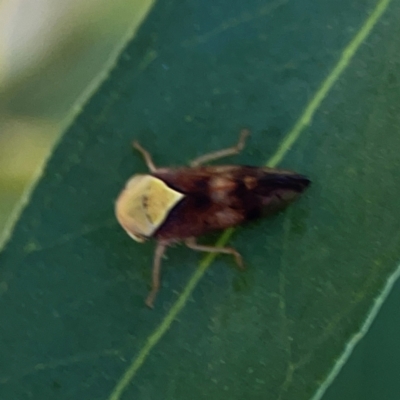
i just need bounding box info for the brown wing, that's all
[153,165,310,241]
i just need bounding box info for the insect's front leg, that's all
[190,128,250,167]
[145,242,168,308]
[184,237,244,269]
[132,140,158,172]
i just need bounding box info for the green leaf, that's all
[1,0,399,399]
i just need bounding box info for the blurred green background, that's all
[1,0,399,399]
[0,0,153,232]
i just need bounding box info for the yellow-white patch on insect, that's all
[115,174,184,242]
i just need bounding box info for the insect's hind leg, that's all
[132,140,158,172]
[184,237,244,269]
[189,129,250,167]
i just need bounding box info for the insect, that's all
[115,129,310,307]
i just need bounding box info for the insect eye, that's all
[127,231,147,243]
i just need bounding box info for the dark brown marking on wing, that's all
[153,166,310,240]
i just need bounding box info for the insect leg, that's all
[184,237,244,269]
[132,140,158,172]
[189,128,250,167]
[145,242,168,308]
